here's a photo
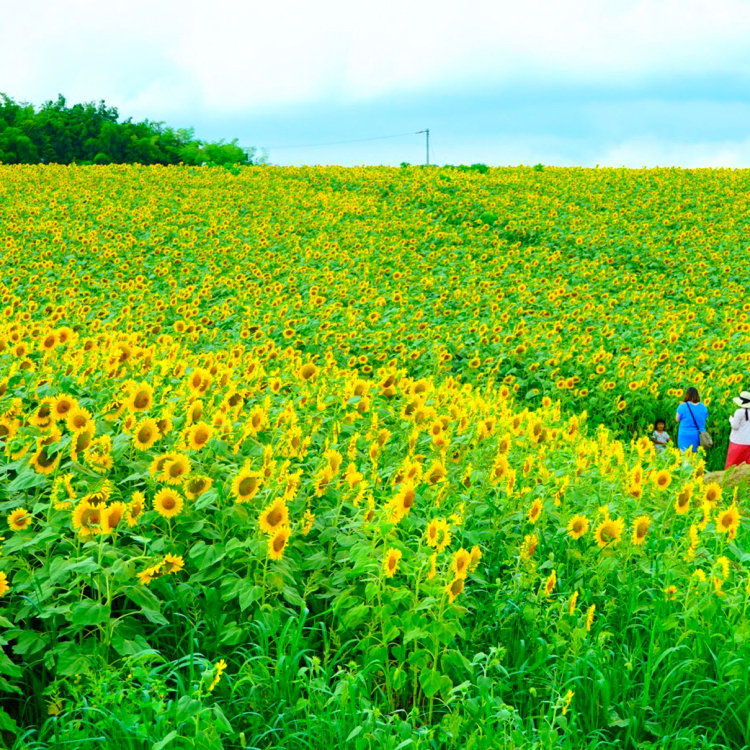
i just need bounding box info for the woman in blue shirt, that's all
[675,387,708,452]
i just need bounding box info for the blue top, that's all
[676,401,708,432]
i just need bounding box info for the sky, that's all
[2,0,750,167]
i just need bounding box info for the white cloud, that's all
[596,134,750,168]
[1,0,749,117]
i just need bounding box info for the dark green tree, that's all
[0,93,260,167]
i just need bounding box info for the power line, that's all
[265,129,425,150]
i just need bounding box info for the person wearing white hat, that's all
[726,390,750,468]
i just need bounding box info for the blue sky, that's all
[2,0,750,167]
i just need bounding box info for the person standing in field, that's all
[651,419,671,452]
[725,390,750,468]
[675,386,708,453]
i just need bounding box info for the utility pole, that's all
[416,129,430,165]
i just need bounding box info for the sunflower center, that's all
[133,392,149,409]
[238,477,256,496]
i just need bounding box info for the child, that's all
[652,419,670,452]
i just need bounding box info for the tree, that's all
[0,93,258,167]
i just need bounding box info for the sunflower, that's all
[7,507,30,531]
[258,499,289,535]
[156,414,173,437]
[489,454,509,484]
[186,400,203,425]
[715,555,730,580]
[704,482,722,504]
[163,454,191,484]
[185,474,212,500]
[127,382,154,412]
[186,421,212,451]
[52,394,77,421]
[149,452,174,478]
[632,515,651,545]
[102,501,128,533]
[71,500,102,537]
[425,518,443,548]
[52,473,75,510]
[568,590,579,616]
[435,520,452,553]
[567,515,589,540]
[715,504,741,534]
[207,659,227,693]
[427,552,438,580]
[82,481,113,506]
[652,469,671,491]
[544,569,557,597]
[520,532,538,560]
[383,547,402,577]
[56,326,74,345]
[630,464,644,485]
[585,604,596,631]
[162,553,185,575]
[675,484,692,515]
[451,548,471,579]
[232,466,262,503]
[562,689,574,716]
[0,571,8,597]
[83,435,113,472]
[133,418,160,451]
[153,488,185,519]
[594,517,624,548]
[469,545,482,572]
[126,492,145,527]
[298,362,318,382]
[301,509,315,536]
[66,406,93,433]
[344,463,365,490]
[28,399,54,429]
[267,527,291,561]
[390,482,416,522]
[29,446,60,475]
[445,576,465,603]
[68,427,93,463]
[528,499,543,524]
[0,416,19,443]
[628,481,643,499]
[40,330,57,352]
[325,449,343,475]
[137,563,163,586]
[425,461,446,485]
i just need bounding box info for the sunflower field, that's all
[0,164,749,749]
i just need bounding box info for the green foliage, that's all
[0,93,259,167]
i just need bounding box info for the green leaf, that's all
[346,726,363,742]
[70,601,110,627]
[195,488,218,510]
[8,469,49,492]
[152,730,179,750]
[55,648,92,676]
[419,667,442,698]
[212,706,233,734]
[0,707,18,733]
[238,580,263,611]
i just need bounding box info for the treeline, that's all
[0,94,261,167]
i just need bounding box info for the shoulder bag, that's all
[685,402,712,448]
